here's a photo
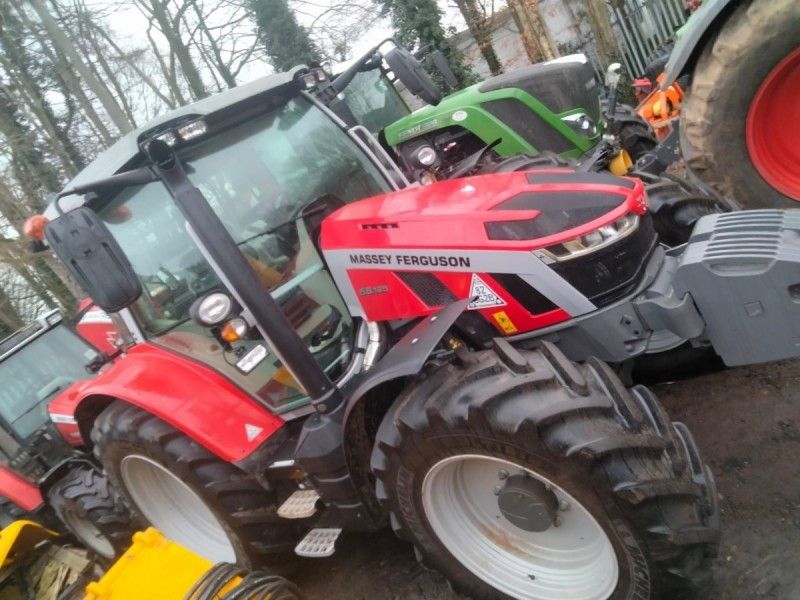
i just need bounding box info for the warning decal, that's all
[468,274,506,310]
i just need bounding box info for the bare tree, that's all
[28,0,134,134]
[453,0,503,75]
[506,0,557,63]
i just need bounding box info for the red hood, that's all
[321,170,646,252]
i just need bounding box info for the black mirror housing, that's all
[384,46,443,106]
[45,206,142,313]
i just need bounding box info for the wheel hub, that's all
[746,47,800,200]
[421,454,618,600]
[497,474,559,532]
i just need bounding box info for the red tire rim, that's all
[746,47,800,200]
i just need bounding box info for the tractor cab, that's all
[0,312,101,478]
[43,73,401,418]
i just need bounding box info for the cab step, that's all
[294,528,342,558]
[277,489,320,519]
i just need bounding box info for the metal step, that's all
[294,528,342,558]
[277,489,320,519]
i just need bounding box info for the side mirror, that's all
[44,207,142,313]
[384,46,443,106]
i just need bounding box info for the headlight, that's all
[534,214,639,263]
[415,145,438,167]
[194,292,233,325]
[561,112,598,137]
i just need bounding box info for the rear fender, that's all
[56,343,285,463]
[662,0,737,87]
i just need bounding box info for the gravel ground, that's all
[279,358,800,600]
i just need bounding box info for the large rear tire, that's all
[91,401,299,568]
[681,0,800,207]
[47,465,134,560]
[372,344,719,599]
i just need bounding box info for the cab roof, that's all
[54,68,304,215]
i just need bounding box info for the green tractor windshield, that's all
[0,323,99,441]
[341,69,411,135]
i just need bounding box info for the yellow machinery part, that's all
[84,528,240,600]
[609,150,633,176]
[0,520,58,569]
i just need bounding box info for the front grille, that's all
[551,214,657,308]
[396,272,456,307]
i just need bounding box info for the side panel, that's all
[51,343,285,463]
[662,0,735,86]
[0,466,43,512]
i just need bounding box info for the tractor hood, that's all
[321,171,646,252]
[320,171,650,327]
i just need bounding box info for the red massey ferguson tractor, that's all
[0,311,133,559]
[26,70,800,599]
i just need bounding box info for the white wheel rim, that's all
[120,454,236,563]
[62,509,115,559]
[421,455,618,600]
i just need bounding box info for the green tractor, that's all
[301,41,726,245]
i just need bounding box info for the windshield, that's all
[342,69,410,134]
[98,97,389,412]
[0,327,98,440]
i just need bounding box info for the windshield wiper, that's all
[237,202,328,247]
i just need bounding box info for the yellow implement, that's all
[0,520,57,569]
[84,527,300,599]
[84,528,239,600]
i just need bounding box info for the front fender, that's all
[662,0,736,87]
[55,343,284,463]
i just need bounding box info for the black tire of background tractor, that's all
[372,344,719,599]
[47,465,135,560]
[618,121,657,164]
[681,0,800,208]
[91,401,300,569]
[635,172,729,246]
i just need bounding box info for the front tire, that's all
[682,0,800,207]
[372,344,719,599]
[91,401,298,567]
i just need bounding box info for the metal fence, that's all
[611,0,690,77]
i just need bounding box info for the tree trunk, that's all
[454,0,503,75]
[582,0,619,68]
[28,0,133,134]
[0,283,24,334]
[13,3,115,145]
[190,2,237,88]
[138,0,208,100]
[507,0,558,63]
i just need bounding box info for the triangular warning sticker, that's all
[468,274,506,310]
[244,423,263,442]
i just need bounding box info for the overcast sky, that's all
[87,1,484,83]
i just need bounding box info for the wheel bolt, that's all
[498,469,509,480]
[494,485,502,496]
[554,516,562,527]
[559,500,570,512]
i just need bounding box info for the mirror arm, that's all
[55,167,158,215]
